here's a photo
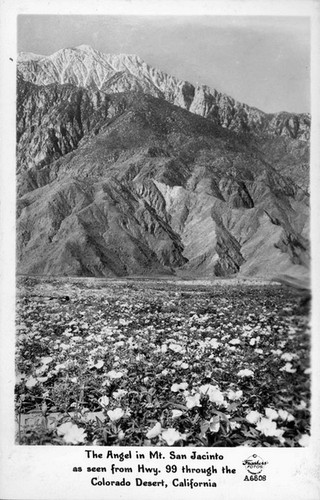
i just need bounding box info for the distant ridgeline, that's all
[16,46,310,279]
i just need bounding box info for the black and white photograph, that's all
[1,0,319,499]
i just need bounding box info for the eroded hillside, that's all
[17,71,310,278]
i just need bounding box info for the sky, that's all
[18,15,310,113]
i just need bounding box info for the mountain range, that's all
[16,45,310,278]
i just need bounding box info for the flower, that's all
[106,370,124,379]
[112,389,127,399]
[118,430,125,441]
[280,363,296,373]
[94,359,104,369]
[246,410,262,424]
[107,408,124,422]
[199,384,215,396]
[185,393,201,409]
[70,336,82,342]
[227,389,243,401]
[146,422,162,439]
[25,376,38,389]
[277,409,295,422]
[229,338,241,345]
[15,371,25,384]
[265,408,278,421]
[171,382,188,392]
[209,416,220,433]
[41,356,53,365]
[35,366,48,377]
[281,353,295,362]
[162,428,182,445]
[173,361,183,367]
[256,418,284,439]
[230,420,241,430]
[271,349,283,356]
[98,396,110,409]
[57,422,86,444]
[54,363,67,371]
[208,388,225,405]
[101,326,114,336]
[298,434,310,447]
[237,369,254,378]
[296,400,307,410]
[169,343,185,354]
[209,338,219,349]
[119,318,130,326]
[242,325,252,332]
[172,409,184,419]
[89,359,104,369]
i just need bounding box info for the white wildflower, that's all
[146,422,162,439]
[280,363,296,373]
[172,409,184,419]
[57,422,86,444]
[246,410,262,424]
[98,395,110,409]
[106,370,124,379]
[169,343,185,354]
[171,382,188,392]
[281,353,295,362]
[162,428,182,445]
[298,434,310,447]
[112,389,127,400]
[229,338,241,345]
[256,418,284,439]
[265,408,278,421]
[25,376,38,389]
[107,408,124,422]
[185,393,201,409]
[278,409,295,422]
[209,416,220,433]
[237,369,254,378]
[227,389,243,401]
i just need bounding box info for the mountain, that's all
[18,45,310,141]
[16,47,310,278]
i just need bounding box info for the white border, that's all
[1,1,319,499]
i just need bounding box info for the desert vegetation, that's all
[15,276,310,447]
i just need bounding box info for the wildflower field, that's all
[15,276,311,447]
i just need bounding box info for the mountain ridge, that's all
[16,71,310,279]
[18,46,310,141]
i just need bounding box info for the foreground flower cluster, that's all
[15,277,311,446]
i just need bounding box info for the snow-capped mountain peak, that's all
[17,45,310,141]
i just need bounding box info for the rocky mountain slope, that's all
[18,45,310,141]
[16,47,310,278]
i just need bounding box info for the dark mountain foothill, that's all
[16,46,310,279]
